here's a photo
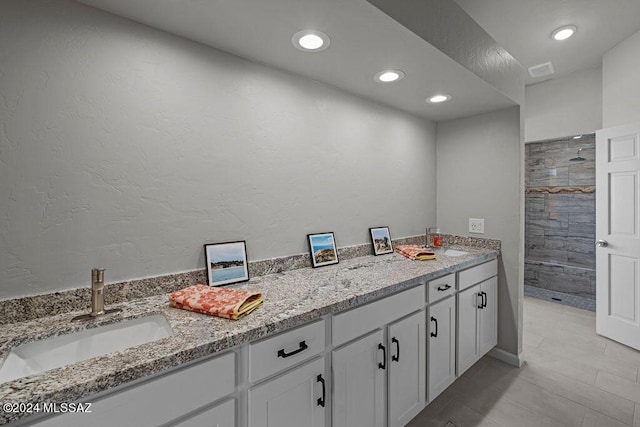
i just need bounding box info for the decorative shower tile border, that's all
[526,186,595,194]
[0,234,500,324]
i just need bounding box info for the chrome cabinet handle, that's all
[595,240,608,247]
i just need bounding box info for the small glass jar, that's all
[427,227,442,248]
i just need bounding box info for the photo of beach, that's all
[370,227,392,255]
[205,241,249,286]
[309,233,338,267]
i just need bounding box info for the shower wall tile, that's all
[525,134,596,298]
[524,261,596,299]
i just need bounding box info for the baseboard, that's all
[488,347,523,367]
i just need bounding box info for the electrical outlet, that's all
[469,218,484,234]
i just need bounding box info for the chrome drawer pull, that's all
[277,340,308,358]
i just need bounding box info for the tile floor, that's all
[408,296,640,427]
[524,285,596,312]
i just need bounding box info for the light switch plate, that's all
[469,218,484,234]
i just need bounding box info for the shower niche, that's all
[524,133,596,307]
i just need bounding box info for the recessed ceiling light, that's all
[426,94,451,104]
[374,70,405,83]
[292,30,330,52]
[551,25,577,41]
[573,135,583,139]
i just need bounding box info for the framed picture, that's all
[370,226,393,255]
[204,241,249,286]
[307,232,339,268]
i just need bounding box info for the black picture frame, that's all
[307,232,339,268]
[370,226,393,255]
[203,240,249,286]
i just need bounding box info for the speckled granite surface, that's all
[0,243,499,424]
[0,235,499,325]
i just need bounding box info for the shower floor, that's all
[524,285,595,312]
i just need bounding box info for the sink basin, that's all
[435,248,469,257]
[0,314,172,384]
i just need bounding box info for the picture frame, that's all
[204,241,249,286]
[307,232,339,268]
[370,226,393,255]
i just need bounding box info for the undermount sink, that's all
[0,314,172,384]
[435,248,469,257]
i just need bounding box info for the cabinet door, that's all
[457,283,481,375]
[249,357,326,427]
[388,310,426,427]
[172,398,235,427]
[333,329,385,427]
[427,296,456,403]
[479,277,498,356]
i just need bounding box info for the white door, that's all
[333,329,386,427]
[248,357,326,427]
[388,310,426,427]
[457,283,480,375]
[427,296,456,403]
[479,277,498,356]
[596,124,640,350]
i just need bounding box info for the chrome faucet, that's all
[72,268,121,321]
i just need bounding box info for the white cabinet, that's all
[479,276,498,357]
[333,329,386,427]
[332,286,426,427]
[249,357,326,427]
[249,319,325,383]
[387,310,426,427]
[29,352,235,427]
[427,295,456,402]
[174,398,235,427]
[457,275,498,375]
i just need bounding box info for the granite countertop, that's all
[0,245,498,424]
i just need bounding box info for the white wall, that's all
[525,66,602,142]
[603,29,640,128]
[437,106,523,359]
[0,0,437,299]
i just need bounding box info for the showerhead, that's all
[569,148,586,162]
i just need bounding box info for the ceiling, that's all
[455,0,640,85]
[78,0,640,120]
[77,0,517,122]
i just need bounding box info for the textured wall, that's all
[524,135,596,299]
[0,0,437,299]
[603,29,640,128]
[525,67,603,142]
[436,106,523,360]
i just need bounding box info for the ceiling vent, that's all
[528,62,555,78]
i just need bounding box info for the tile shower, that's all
[524,134,596,310]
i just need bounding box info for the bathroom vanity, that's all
[0,245,498,426]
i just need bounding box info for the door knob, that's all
[595,240,608,247]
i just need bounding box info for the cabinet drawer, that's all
[458,259,497,291]
[31,352,235,427]
[249,319,325,383]
[427,273,455,304]
[332,285,425,347]
[174,398,235,427]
